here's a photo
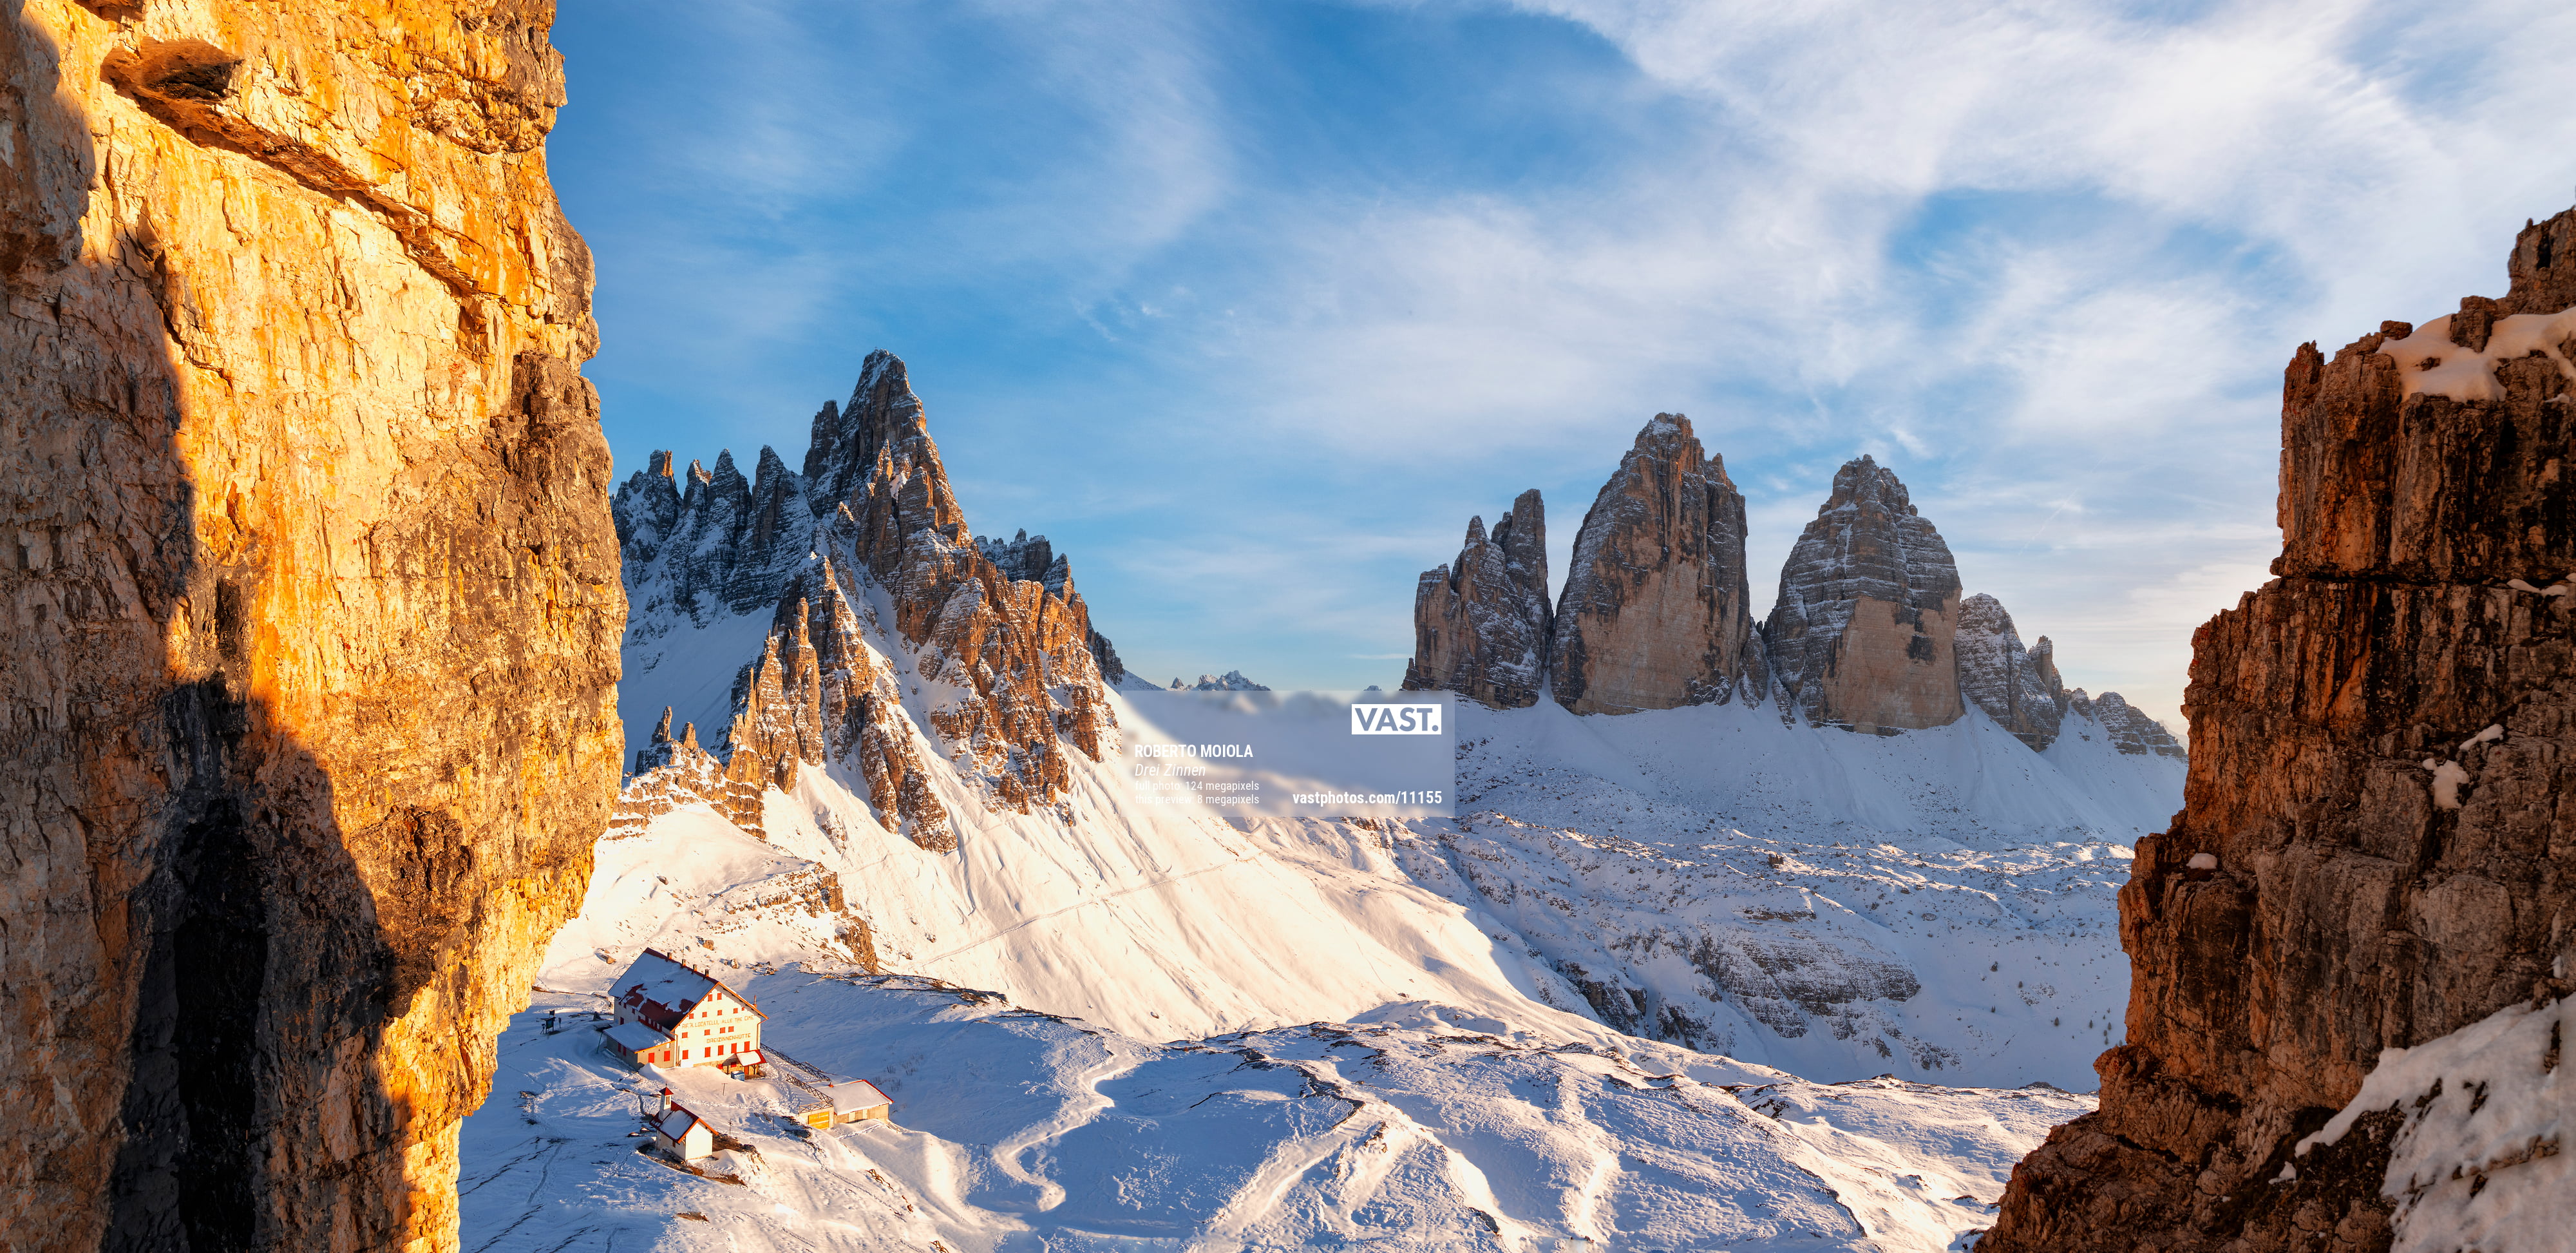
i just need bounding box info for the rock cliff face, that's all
[1766,456,1965,734]
[615,351,1110,839]
[1,5,620,1253]
[1955,593,2066,751]
[1548,416,1768,714]
[1405,489,1553,708]
[1983,207,2576,1251]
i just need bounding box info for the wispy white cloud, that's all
[564,0,2576,735]
[1074,0,2576,729]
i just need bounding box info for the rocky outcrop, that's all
[618,351,1106,834]
[1,6,620,1253]
[1549,416,1768,714]
[1955,593,2066,750]
[2064,689,2185,760]
[614,713,762,839]
[723,563,953,850]
[1405,489,1553,708]
[979,528,1072,595]
[612,445,813,622]
[1983,207,2576,1252]
[1955,595,2182,759]
[1088,627,1132,687]
[1767,456,1964,734]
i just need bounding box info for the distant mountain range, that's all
[1405,413,2182,758]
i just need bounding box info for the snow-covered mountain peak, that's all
[1167,669,1271,691]
[618,352,1119,826]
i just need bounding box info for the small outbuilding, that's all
[648,1095,714,1162]
[826,1079,892,1124]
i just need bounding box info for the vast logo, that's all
[1350,703,1443,735]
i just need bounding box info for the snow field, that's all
[514,571,2188,1250]
[463,978,2092,1252]
[1419,698,2166,1086]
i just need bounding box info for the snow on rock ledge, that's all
[2295,994,2572,1253]
[2378,305,2576,405]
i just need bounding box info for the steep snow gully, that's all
[463,358,2186,1251]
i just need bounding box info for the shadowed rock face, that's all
[1982,206,2576,1252]
[1955,593,2066,751]
[1405,489,1553,709]
[1766,457,1964,734]
[1,5,622,1252]
[1549,415,1768,714]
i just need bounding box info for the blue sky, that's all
[553,0,2576,731]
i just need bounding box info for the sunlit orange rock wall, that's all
[0,3,619,1250]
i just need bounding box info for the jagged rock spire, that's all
[1406,488,1553,709]
[803,349,930,508]
[1765,455,1963,734]
[1549,415,1766,714]
[618,349,1114,836]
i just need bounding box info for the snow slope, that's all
[464,978,2091,1252]
[564,573,2179,1090]
[542,691,2159,1089]
[1405,698,2166,1082]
